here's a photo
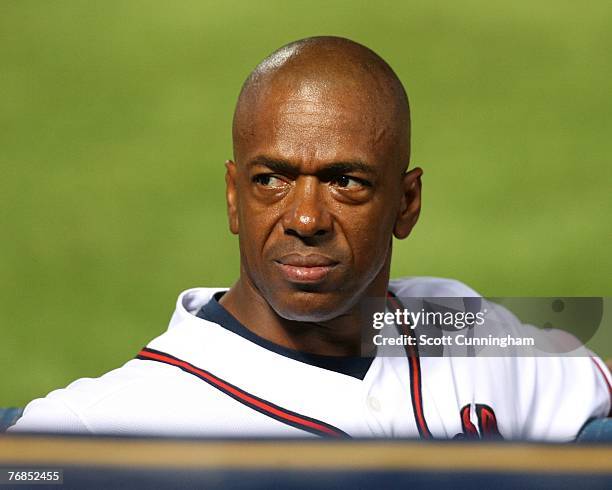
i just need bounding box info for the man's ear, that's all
[225,160,239,235]
[393,167,423,239]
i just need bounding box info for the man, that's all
[10,36,611,439]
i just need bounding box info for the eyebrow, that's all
[248,155,376,176]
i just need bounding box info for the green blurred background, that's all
[1,1,610,406]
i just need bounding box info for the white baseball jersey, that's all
[9,277,611,440]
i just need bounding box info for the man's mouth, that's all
[274,254,339,283]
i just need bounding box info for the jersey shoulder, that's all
[8,358,177,434]
[10,286,229,435]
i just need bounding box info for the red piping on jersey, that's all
[136,347,349,438]
[590,356,612,417]
[387,292,434,439]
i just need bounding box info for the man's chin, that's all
[267,289,353,323]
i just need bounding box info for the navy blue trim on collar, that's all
[196,292,374,380]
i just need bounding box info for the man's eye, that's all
[253,174,286,188]
[331,175,369,189]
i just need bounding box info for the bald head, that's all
[232,36,411,170]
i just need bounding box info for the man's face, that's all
[227,79,417,321]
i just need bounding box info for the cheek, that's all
[237,196,282,258]
[342,204,395,270]
[352,227,391,264]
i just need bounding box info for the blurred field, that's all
[1,1,610,406]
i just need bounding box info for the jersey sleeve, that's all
[6,359,182,435]
[389,276,612,441]
[516,353,611,441]
[6,360,151,435]
[482,301,612,441]
[7,395,91,434]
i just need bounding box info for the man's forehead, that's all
[274,80,378,123]
[236,81,396,167]
[233,38,411,170]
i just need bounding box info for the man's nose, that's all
[282,177,332,239]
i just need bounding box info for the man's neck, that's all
[219,275,387,357]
